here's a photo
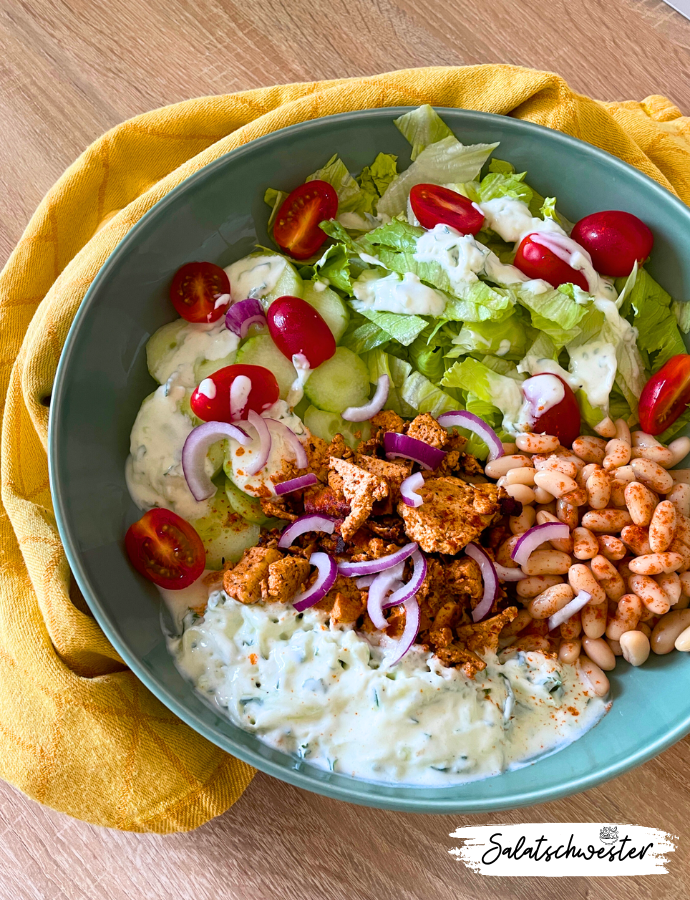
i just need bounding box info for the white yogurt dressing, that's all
[171,592,607,785]
[352,269,446,316]
[224,254,287,301]
[147,318,239,389]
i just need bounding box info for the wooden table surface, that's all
[2,0,690,897]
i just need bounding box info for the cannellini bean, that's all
[581,509,632,533]
[496,535,521,568]
[533,455,579,477]
[668,437,690,467]
[500,608,533,637]
[581,601,608,638]
[535,500,557,516]
[651,608,690,654]
[632,445,674,467]
[559,639,581,664]
[628,574,672,615]
[509,635,552,654]
[556,498,579,529]
[501,442,518,455]
[675,624,690,651]
[680,571,690,596]
[632,431,662,449]
[609,479,628,509]
[590,554,626,600]
[631,458,674,493]
[668,539,690,572]
[619,630,651,666]
[515,433,559,453]
[527,583,575,618]
[572,435,607,465]
[485,454,532,479]
[674,513,690,547]
[655,571,681,606]
[568,564,606,605]
[580,462,600,485]
[667,483,690,519]
[638,605,658,623]
[628,552,684,575]
[534,486,555,505]
[615,465,635,485]
[577,656,610,696]
[535,510,573,552]
[572,526,599,560]
[533,470,579,499]
[674,593,690,610]
[522,549,572,576]
[671,468,690,485]
[618,561,634,583]
[510,505,536,535]
[649,500,677,552]
[516,575,563,598]
[615,419,631,445]
[620,524,652,556]
[607,637,623,656]
[504,467,537,486]
[606,593,643,640]
[586,469,611,510]
[624,481,657,526]
[603,438,632,470]
[597,534,626,561]
[582,636,616,671]
[505,483,536,505]
[562,486,589,507]
[560,611,582,639]
[638,622,652,638]
[594,417,617,439]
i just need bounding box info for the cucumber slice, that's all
[146,319,188,383]
[264,260,303,305]
[224,477,270,525]
[303,405,371,450]
[225,253,303,306]
[304,347,370,413]
[236,334,297,399]
[189,490,260,569]
[194,352,237,382]
[302,282,350,343]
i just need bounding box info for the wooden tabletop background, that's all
[2,0,690,897]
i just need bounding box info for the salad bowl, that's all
[49,106,690,812]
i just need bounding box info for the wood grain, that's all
[1,0,690,897]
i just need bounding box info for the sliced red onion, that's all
[181,421,252,501]
[387,597,420,665]
[342,374,389,422]
[356,574,376,588]
[466,542,500,623]
[278,514,337,549]
[225,298,267,337]
[437,410,504,462]
[384,549,427,607]
[338,541,418,577]
[383,432,446,471]
[548,590,591,631]
[275,473,318,496]
[265,418,308,469]
[495,562,527,582]
[242,410,271,476]
[400,471,424,508]
[367,562,406,629]
[511,522,570,568]
[230,375,252,421]
[293,552,337,612]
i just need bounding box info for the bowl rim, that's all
[49,105,690,813]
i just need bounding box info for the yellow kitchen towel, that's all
[1,65,689,832]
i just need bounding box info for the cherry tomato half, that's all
[523,373,581,447]
[267,296,336,369]
[570,210,653,277]
[273,180,338,260]
[638,354,690,436]
[514,235,589,292]
[409,184,485,235]
[125,508,205,590]
[170,261,231,323]
[190,364,280,423]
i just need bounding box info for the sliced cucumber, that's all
[302,282,350,343]
[236,334,297,399]
[304,405,371,450]
[224,477,270,525]
[189,490,260,569]
[304,347,370,413]
[194,352,237,382]
[264,259,303,304]
[146,319,188,383]
[225,253,303,307]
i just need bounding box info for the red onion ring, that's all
[230,375,252,421]
[437,411,504,462]
[356,574,376,588]
[494,561,527,582]
[265,418,308,469]
[337,541,418,577]
[367,563,405,629]
[278,514,337,549]
[181,421,252,501]
[383,433,446,471]
[400,472,425,508]
[293,552,337,612]
[511,522,570,568]
[242,410,271,475]
[225,298,267,336]
[548,590,591,631]
[275,473,318,496]
[342,374,389,422]
[384,549,427,608]
[387,597,420,665]
[465,542,499,623]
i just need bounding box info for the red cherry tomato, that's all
[638,354,690,436]
[273,180,338,260]
[514,235,589,292]
[570,210,653,277]
[409,184,485,235]
[524,373,581,447]
[267,296,336,368]
[190,364,280,423]
[170,262,231,323]
[125,508,205,590]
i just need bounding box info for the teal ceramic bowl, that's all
[49,107,690,813]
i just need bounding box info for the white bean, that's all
[504,467,536,486]
[533,456,578,477]
[632,431,662,449]
[534,470,579,499]
[668,437,690,467]
[535,510,573,552]
[620,524,652,556]
[581,509,632,533]
[615,419,631,446]
[590,554,625,600]
[505,483,536,505]
[582,636,616,671]
[586,469,611,510]
[606,593,643,640]
[515,433,559,453]
[631,458,674,493]
[655,572,681,606]
[568,564,606,605]
[527,583,575,618]
[522,549,572,576]
[577,656,610,696]
[534,486,555,504]
[597,534,626,561]
[594,417,616,439]
[649,500,677,552]
[484,454,532,479]
[581,602,608,638]
[629,574,672,615]
[510,505,537,535]
[628,552,684,575]
[675,624,690,651]
[603,439,631,470]
[516,575,563,598]
[619,630,650,666]
[667,483,690,519]
[572,526,599,560]
[624,481,657,526]
[559,639,581,664]
[671,468,690,485]
[572,436,607,465]
[651,608,690,654]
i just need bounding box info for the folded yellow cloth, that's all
[1,65,689,832]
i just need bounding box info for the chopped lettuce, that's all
[307,154,374,215]
[363,219,421,253]
[673,300,690,335]
[359,152,399,197]
[441,357,524,429]
[354,306,428,346]
[408,327,450,382]
[264,188,287,228]
[400,370,457,418]
[466,167,533,207]
[362,348,415,416]
[618,267,685,371]
[310,243,352,293]
[515,284,589,347]
[448,312,528,360]
[394,105,454,160]
[341,317,390,354]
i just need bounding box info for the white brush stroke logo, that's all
[449,824,676,876]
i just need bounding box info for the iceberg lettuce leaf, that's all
[393,105,453,160]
